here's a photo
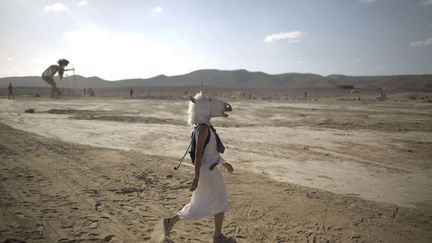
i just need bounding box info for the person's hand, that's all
[223,162,234,173]
[189,178,199,191]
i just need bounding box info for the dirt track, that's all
[1,123,432,242]
[1,94,432,242]
[1,97,431,208]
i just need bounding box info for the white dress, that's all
[177,126,229,220]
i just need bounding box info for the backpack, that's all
[189,124,211,165]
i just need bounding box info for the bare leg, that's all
[52,84,62,98]
[214,212,224,237]
[163,215,180,237]
[169,215,180,226]
[43,77,60,98]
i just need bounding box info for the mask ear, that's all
[190,96,196,103]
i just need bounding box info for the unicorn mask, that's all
[187,92,232,126]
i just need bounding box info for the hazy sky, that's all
[0,0,431,80]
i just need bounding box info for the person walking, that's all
[163,92,236,243]
[7,83,14,100]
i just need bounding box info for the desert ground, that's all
[0,91,431,242]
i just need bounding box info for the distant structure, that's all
[7,83,14,100]
[337,85,354,89]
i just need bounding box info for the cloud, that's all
[359,0,376,3]
[296,60,305,64]
[264,31,307,43]
[152,6,163,14]
[419,0,432,6]
[44,2,68,12]
[409,37,432,47]
[77,1,88,7]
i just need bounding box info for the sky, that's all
[0,0,431,80]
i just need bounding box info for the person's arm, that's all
[190,125,209,191]
[222,162,234,173]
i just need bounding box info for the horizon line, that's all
[1,68,432,81]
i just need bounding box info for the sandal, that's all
[213,233,237,243]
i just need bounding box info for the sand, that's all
[0,95,431,242]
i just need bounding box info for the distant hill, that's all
[325,74,432,91]
[1,70,431,91]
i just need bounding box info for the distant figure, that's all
[379,87,387,99]
[130,88,134,97]
[304,91,307,99]
[83,88,87,96]
[7,83,14,100]
[88,88,95,97]
[41,59,73,98]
